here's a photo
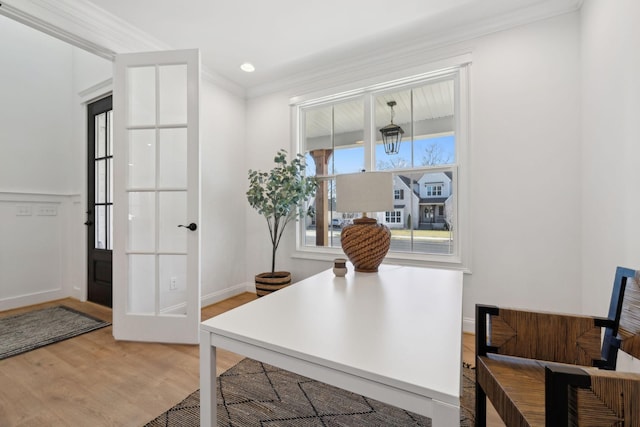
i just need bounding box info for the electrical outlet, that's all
[16,206,32,216]
[37,206,57,216]
[170,277,178,291]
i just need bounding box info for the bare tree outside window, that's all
[377,157,410,170]
[421,142,452,166]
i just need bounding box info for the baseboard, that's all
[462,316,475,334]
[72,286,85,302]
[0,288,66,312]
[201,282,256,308]
[160,302,187,315]
[158,282,256,315]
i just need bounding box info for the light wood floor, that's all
[0,293,504,426]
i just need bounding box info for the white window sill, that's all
[292,247,471,274]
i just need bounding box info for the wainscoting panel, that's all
[0,192,78,311]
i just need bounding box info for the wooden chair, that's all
[475,266,640,426]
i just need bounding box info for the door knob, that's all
[178,223,197,231]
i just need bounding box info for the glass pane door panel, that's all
[108,158,113,204]
[158,128,187,188]
[127,66,156,126]
[95,205,106,249]
[128,254,155,314]
[158,191,187,253]
[107,111,113,156]
[128,129,156,188]
[128,192,156,252]
[108,205,113,251]
[95,159,106,203]
[95,113,106,158]
[159,64,187,125]
[159,255,187,315]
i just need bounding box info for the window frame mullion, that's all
[293,61,470,272]
[363,94,373,171]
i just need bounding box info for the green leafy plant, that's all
[247,149,317,275]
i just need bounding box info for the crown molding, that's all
[0,0,245,97]
[1,0,581,100]
[0,0,165,58]
[201,67,245,98]
[246,0,583,98]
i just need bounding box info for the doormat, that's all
[145,358,475,426]
[0,305,110,360]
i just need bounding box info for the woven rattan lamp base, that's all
[341,217,391,272]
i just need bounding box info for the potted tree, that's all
[247,149,317,296]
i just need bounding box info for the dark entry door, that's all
[87,96,113,307]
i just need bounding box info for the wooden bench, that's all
[475,266,640,426]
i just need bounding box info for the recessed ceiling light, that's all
[240,62,255,73]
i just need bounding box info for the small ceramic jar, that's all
[333,258,348,277]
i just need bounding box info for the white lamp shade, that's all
[335,172,394,213]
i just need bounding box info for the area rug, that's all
[0,305,110,360]
[145,358,475,426]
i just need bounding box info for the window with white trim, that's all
[426,184,443,197]
[295,63,469,267]
[385,210,402,224]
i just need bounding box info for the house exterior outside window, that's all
[426,183,443,196]
[385,210,402,224]
[294,58,470,270]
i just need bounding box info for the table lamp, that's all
[335,171,394,272]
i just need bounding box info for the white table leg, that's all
[431,400,459,426]
[199,329,216,427]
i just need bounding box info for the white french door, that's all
[112,49,200,343]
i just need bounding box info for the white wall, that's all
[245,12,584,328]
[0,11,248,310]
[200,80,248,303]
[6,0,638,329]
[0,15,74,309]
[463,13,582,324]
[0,14,74,193]
[244,3,640,330]
[0,15,115,310]
[580,0,640,315]
[244,93,330,283]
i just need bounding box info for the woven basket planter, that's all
[255,271,292,297]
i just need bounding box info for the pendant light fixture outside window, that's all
[379,100,404,155]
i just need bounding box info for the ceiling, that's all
[84,0,581,95]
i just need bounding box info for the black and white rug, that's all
[145,358,475,426]
[0,305,110,360]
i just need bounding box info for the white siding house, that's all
[381,173,452,230]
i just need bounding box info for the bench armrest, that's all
[476,304,615,366]
[545,365,640,426]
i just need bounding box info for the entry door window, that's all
[88,95,113,308]
[95,110,113,250]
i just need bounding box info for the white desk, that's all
[199,264,463,426]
